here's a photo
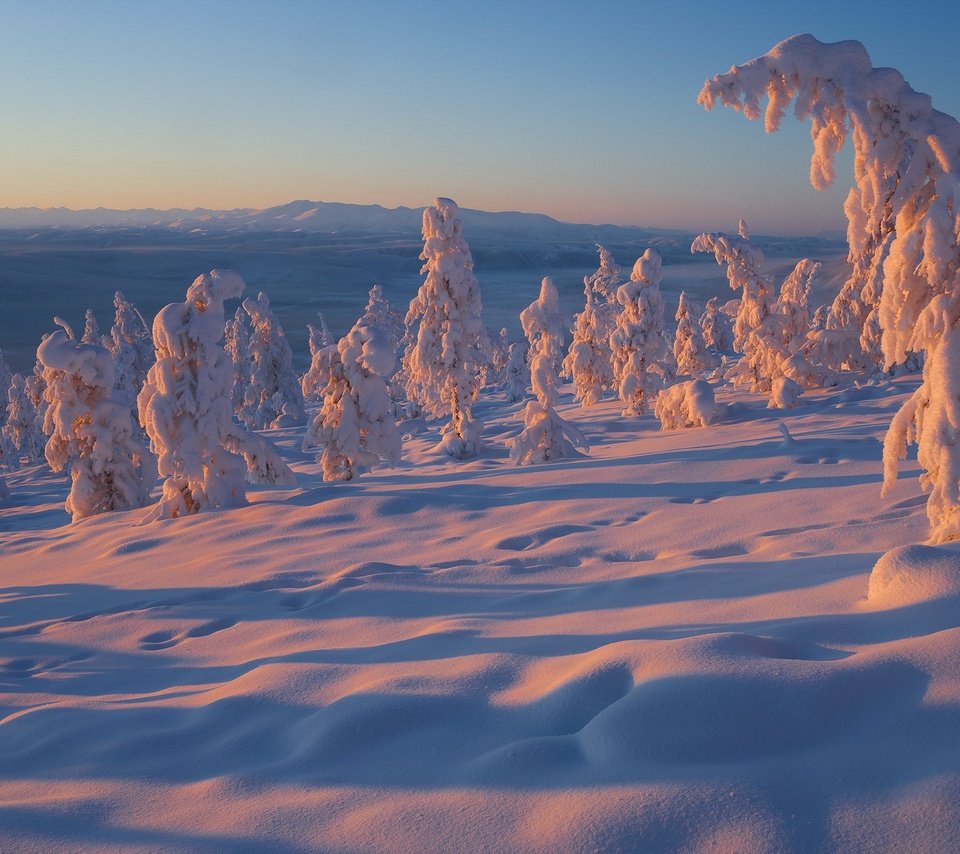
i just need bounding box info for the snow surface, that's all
[2,373,959,851]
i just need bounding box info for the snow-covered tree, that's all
[699,296,734,353]
[674,291,717,378]
[769,375,803,409]
[3,373,44,465]
[505,341,529,403]
[564,286,615,407]
[80,309,101,345]
[239,290,305,429]
[138,270,295,520]
[24,359,46,435]
[0,419,18,471]
[563,245,622,404]
[655,379,717,430]
[509,277,586,464]
[610,249,673,416]
[0,349,12,432]
[481,327,511,388]
[38,330,151,521]
[586,244,622,304]
[106,291,154,424]
[402,198,485,458]
[361,285,403,350]
[224,306,252,412]
[776,258,819,345]
[692,222,798,394]
[307,312,334,359]
[700,33,960,539]
[302,320,401,481]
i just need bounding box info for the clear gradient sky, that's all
[2,0,958,235]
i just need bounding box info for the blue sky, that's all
[1,0,958,234]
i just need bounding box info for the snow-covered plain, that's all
[2,365,959,851]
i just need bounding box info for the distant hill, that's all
[0,199,685,243]
[0,199,847,266]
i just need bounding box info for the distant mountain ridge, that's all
[0,200,848,267]
[0,199,649,235]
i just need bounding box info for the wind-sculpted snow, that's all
[1,376,958,851]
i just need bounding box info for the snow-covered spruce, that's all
[239,291,305,429]
[674,291,717,378]
[25,359,46,435]
[586,243,622,304]
[610,249,673,416]
[482,327,511,388]
[509,277,586,464]
[776,258,819,346]
[505,341,529,403]
[655,379,716,430]
[307,312,334,359]
[699,296,734,353]
[38,330,151,522]
[0,419,18,471]
[80,309,101,345]
[361,285,404,353]
[0,349,12,431]
[701,33,960,540]
[563,245,621,404]
[138,270,294,520]
[692,222,813,395]
[3,373,44,465]
[302,320,401,481]
[402,198,485,459]
[224,306,253,413]
[105,291,154,426]
[564,285,615,406]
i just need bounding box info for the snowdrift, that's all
[1,377,959,852]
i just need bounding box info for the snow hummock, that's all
[868,544,960,607]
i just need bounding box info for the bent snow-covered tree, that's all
[402,198,485,458]
[302,320,401,481]
[138,270,294,520]
[610,249,673,416]
[38,330,151,521]
[240,291,306,428]
[509,277,586,464]
[700,33,960,540]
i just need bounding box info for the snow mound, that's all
[867,544,960,607]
